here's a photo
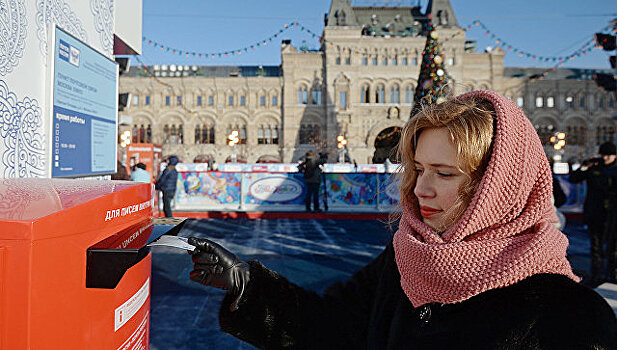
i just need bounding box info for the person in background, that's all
[298,151,327,213]
[569,142,617,286]
[111,159,130,180]
[186,91,616,349]
[130,163,151,183]
[156,156,179,217]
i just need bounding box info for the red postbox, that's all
[0,178,165,349]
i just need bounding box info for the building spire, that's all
[325,0,357,27]
[426,0,458,27]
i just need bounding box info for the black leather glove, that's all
[188,237,250,311]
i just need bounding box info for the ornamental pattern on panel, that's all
[36,0,88,58]
[0,0,27,76]
[0,80,46,178]
[0,179,47,219]
[90,0,113,55]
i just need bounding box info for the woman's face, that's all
[413,128,467,231]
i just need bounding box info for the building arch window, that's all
[240,95,246,106]
[391,55,398,65]
[361,85,370,103]
[345,53,351,65]
[299,123,321,144]
[375,85,385,104]
[516,97,524,107]
[389,85,400,104]
[362,55,368,66]
[227,124,247,144]
[579,95,586,109]
[597,120,616,145]
[298,86,308,104]
[335,56,341,65]
[535,96,544,108]
[533,121,555,145]
[382,56,388,66]
[565,95,574,108]
[598,96,606,109]
[404,85,414,104]
[311,87,322,105]
[208,95,214,106]
[132,124,150,143]
[272,95,278,106]
[546,96,554,108]
[164,123,184,144]
[259,95,266,106]
[565,118,586,146]
[195,123,215,144]
[372,55,378,66]
[258,124,280,144]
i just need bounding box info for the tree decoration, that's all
[411,18,451,117]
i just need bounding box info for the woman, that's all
[188,90,617,349]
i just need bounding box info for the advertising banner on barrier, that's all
[325,173,378,208]
[379,174,400,209]
[175,171,241,210]
[243,173,306,208]
[170,170,585,214]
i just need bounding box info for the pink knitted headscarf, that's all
[393,90,579,307]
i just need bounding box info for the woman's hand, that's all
[188,237,250,311]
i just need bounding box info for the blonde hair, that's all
[394,96,495,230]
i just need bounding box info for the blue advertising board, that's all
[49,26,118,177]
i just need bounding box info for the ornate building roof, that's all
[325,0,458,36]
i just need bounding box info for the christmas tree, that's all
[411,17,451,117]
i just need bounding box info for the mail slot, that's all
[0,178,177,349]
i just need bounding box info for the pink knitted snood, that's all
[393,90,579,308]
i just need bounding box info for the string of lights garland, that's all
[466,20,616,82]
[142,19,610,66]
[142,21,303,59]
[135,19,614,108]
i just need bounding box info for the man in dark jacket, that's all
[569,142,617,286]
[298,151,326,212]
[156,155,179,217]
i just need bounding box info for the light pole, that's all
[228,130,239,162]
[550,131,566,162]
[120,130,131,148]
[337,135,347,163]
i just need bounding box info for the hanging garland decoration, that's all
[467,20,611,63]
[138,19,613,86]
[142,22,299,59]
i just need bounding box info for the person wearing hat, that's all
[569,141,617,286]
[155,155,179,217]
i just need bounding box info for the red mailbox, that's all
[0,178,160,349]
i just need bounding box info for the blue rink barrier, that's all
[168,165,584,213]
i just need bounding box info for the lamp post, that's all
[337,135,347,163]
[550,131,566,162]
[120,130,131,148]
[228,130,239,162]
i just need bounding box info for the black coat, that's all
[298,157,325,184]
[569,161,617,224]
[218,243,617,349]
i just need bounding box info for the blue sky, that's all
[138,0,616,69]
